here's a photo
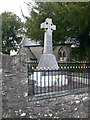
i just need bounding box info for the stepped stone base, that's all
[38,54,58,69]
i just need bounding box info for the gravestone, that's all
[38,18,58,69]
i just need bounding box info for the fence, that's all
[27,61,90,100]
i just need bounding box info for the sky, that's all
[0,0,33,21]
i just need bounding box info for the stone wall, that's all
[1,54,90,119]
[0,53,2,120]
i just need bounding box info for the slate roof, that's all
[30,46,43,61]
[18,47,37,60]
[19,36,40,47]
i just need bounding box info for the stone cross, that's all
[41,18,56,54]
[38,18,58,69]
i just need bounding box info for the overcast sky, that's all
[0,0,33,20]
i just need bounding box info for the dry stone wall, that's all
[1,54,90,119]
[0,53,2,120]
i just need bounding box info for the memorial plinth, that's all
[38,18,58,69]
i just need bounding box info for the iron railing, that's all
[27,62,90,100]
[27,61,90,69]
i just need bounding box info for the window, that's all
[63,51,66,61]
[59,51,66,61]
[60,51,63,61]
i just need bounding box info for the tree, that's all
[25,3,90,61]
[67,3,90,61]
[2,12,24,54]
[25,3,69,44]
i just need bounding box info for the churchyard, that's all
[1,53,90,119]
[1,18,90,119]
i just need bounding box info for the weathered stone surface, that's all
[41,18,56,54]
[38,18,58,69]
[38,54,58,69]
[0,53,2,120]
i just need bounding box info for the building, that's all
[18,37,71,63]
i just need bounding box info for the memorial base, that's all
[38,54,58,69]
[31,72,68,87]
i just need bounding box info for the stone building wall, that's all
[53,45,71,61]
[18,44,71,62]
[1,54,90,119]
